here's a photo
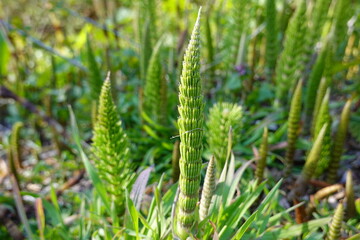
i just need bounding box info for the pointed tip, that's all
[336,202,344,211]
[320,123,328,135]
[346,170,353,182]
[195,7,202,27]
[325,88,331,96]
[321,88,331,104]
[210,155,215,164]
[345,98,352,107]
[298,78,303,86]
[105,71,111,82]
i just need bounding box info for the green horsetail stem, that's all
[265,0,278,79]
[86,35,102,100]
[205,11,215,89]
[290,124,327,199]
[314,89,332,177]
[304,45,327,128]
[275,0,307,103]
[10,122,24,169]
[345,171,355,219]
[91,100,97,128]
[311,77,329,134]
[172,140,180,183]
[7,142,20,189]
[302,124,327,181]
[303,0,331,67]
[138,0,157,82]
[223,0,248,74]
[175,8,203,239]
[159,66,167,125]
[86,36,103,128]
[327,100,352,183]
[144,39,166,123]
[206,102,242,172]
[332,0,352,58]
[199,156,216,221]
[326,203,344,240]
[92,74,131,215]
[284,79,303,177]
[255,127,268,184]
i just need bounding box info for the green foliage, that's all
[222,0,249,73]
[290,124,327,199]
[91,76,132,214]
[313,89,332,177]
[86,35,103,100]
[302,124,327,182]
[204,11,215,89]
[304,0,331,66]
[0,29,10,82]
[349,109,360,142]
[304,44,328,125]
[255,127,268,184]
[326,203,344,240]
[206,102,243,171]
[175,9,204,238]
[312,77,329,133]
[265,0,278,78]
[143,40,167,124]
[199,156,216,221]
[327,100,352,183]
[332,0,352,57]
[275,0,307,103]
[284,79,302,177]
[138,0,158,81]
[2,1,360,239]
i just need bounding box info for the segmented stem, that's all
[175,9,203,238]
[86,35,102,100]
[327,100,351,183]
[92,75,131,214]
[326,203,344,240]
[332,0,352,58]
[313,89,332,177]
[345,170,355,219]
[207,102,242,172]
[303,0,331,67]
[275,0,307,103]
[265,0,278,78]
[144,40,166,123]
[10,122,24,169]
[222,0,249,73]
[255,127,268,184]
[302,124,327,182]
[199,156,216,221]
[284,79,303,177]
[304,45,328,127]
[311,77,329,134]
[290,124,327,199]
[172,140,180,183]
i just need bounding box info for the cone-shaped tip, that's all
[105,71,111,83]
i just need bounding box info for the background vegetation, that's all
[0,0,359,239]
